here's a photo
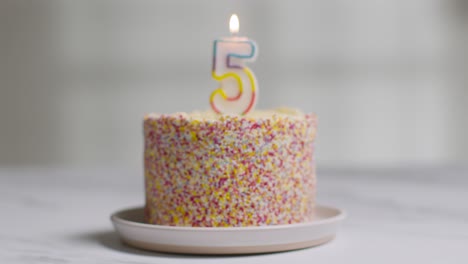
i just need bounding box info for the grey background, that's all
[1,0,467,169]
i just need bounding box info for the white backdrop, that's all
[1,0,467,168]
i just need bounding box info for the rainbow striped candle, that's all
[210,14,258,115]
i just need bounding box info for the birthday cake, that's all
[144,108,317,227]
[143,15,317,227]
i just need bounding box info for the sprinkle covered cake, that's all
[143,108,317,227]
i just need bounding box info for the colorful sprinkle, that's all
[143,109,317,227]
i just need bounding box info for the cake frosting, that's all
[143,108,317,227]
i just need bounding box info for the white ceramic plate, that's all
[111,205,345,255]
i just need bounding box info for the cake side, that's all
[144,108,317,227]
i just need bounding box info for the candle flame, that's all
[229,14,239,35]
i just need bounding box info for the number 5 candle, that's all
[210,14,258,115]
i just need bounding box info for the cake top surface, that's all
[144,107,313,122]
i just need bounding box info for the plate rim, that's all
[111,204,346,232]
[120,235,337,255]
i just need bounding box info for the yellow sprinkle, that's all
[247,212,253,219]
[190,131,198,141]
[155,180,161,190]
[176,205,185,214]
[276,194,282,202]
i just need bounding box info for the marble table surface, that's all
[1,166,467,263]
